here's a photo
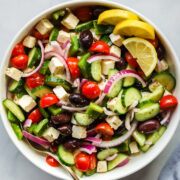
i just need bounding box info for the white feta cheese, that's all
[42,127,60,142]
[53,86,69,101]
[71,115,77,125]
[61,13,79,29]
[49,57,65,74]
[18,95,36,112]
[23,35,36,48]
[72,125,87,139]
[35,19,54,35]
[110,45,121,57]
[155,59,169,72]
[5,67,23,81]
[101,60,115,75]
[129,141,140,154]
[90,28,101,41]
[107,98,117,111]
[98,79,108,91]
[106,115,122,130]
[109,33,124,47]
[44,43,54,53]
[57,30,71,44]
[97,161,107,173]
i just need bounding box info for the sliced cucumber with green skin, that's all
[153,71,176,92]
[123,65,136,87]
[51,9,66,21]
[135,100,160,121]
[3,99,25,122]
[16,89,27,99]
[74,113,94,126]
[28,124,37,134]
[100,35,112,46]
[28,47,41,68]
[118,140,130,152]
[8,110,18,123]
[58,144,75,166]
[85,169,96,176]
[86,102,103,119]
[69,35,80,56]
[11,123,23,140]
[48,105,63,115]
[45,76,72,91]
[72,166,83,177]
[107,153,129,171]
[24,84,37,100]
[75,21,93,32]
[38,101,49,118]
[31,85,53,98]
[39,60,50,75]
[49,28,59,41]
[122,87,141,107]
[97,148,119,160]
[91,60,102,82]
[132,130,146,146]
[9,80,24,93]
[33,119,48,136]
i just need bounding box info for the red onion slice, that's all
[95,93,106,105]
[87,129,97,137]
[63,41,71,59]
[79,145,97,154]
[61,40,70,50]
[80,79,88,89]
[23,119,32,129]
[85,137,102,144]
[106,154,118,161]
[61,105,89,111]
[160,110,171,125]
[116,158,130,168]
[87,55,121,63]
[73,78,80,93]
[50,41,64,56]
[127,100,139,111]
[103,107,117,116]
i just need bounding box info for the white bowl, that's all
[0,0,180,179]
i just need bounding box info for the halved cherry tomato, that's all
[33,29,49,40]
[82,81,101,100]
[40,93,59,108]
[147,37,159,48]
[74,6,92,22]
[75,153,90,172]
[89,41,110,54]
[11,54,28,69]
[28,108,43,124]
[46,156,59,167]
[95,123,114,136]
[125,52,138,68]
[159,95,178,110]
[89,153,97,170]
[12,43,24,57]
[67,57,81,79]
[26,72,45,90]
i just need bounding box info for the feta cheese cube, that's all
[57,30,71,44]
[110,45,121,57]
[107,98,117,111]
[61,13,79,29]
[109,33,124,47]
[106,115,122,130]
[23,35,36,48]
[35,19,54,35]
[72,125,87,139]
[53,86,69,101]
[98,79,108,91]
[90,28,101,41]
[155,59,169,72]
[129,141,140,154]
[42,127,60,142]
[101,60,115,75]
[71,115,77,125]
[5,67,23,81]
[44,43,54,53]
[97,161,107,173]
[49,57,65,74]
[18,95,36,112]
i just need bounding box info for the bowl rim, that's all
[1,0,180,179]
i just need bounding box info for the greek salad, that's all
[3,5,178,177]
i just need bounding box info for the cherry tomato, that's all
[40,93,59,108]
[67,57,81,79]
[12,43,24,57]
[28,108,43,124]
[95,123,114,136]
[102,135,112,141]
[74,6,92,22]
[75,153,90,172]
[89,153,97,170]
[125,52,138,68]
[147,37,159,48]
[26,72,45,90]
[82,81,101,100]
[159,95,178,110]
[89,41,110,54]
[46,156,59,167]
[11,54,28,69]
[33,29,49,40]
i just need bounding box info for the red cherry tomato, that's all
[125,52,138,68]
[46,156,59,167]
[33,29,49,40]
[12,43,24,57]
[40,93,59,108]
[90,41,110,54]
[159,95,178,110]
[89,153,97,170]
[26,72,45,90]
[75,153,90,172]
[82,81,101,100]
[95,123,114,136]
[74,6,92,22]
[11,54,28,69]
[67,57,81,79]
[147,37,159,48]
[28,108,43,124]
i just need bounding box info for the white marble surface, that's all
[0,0,180,179]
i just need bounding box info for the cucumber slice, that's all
[74,113,94,126]
[100,35,112,46]
[107,153,129,171]
[132,130,146,146]
[58,144,75,166]
[123,65,136,87]
[49,28,59,41]
[135,100,160,121]
[33,119,48,136]
[38,101,49,118]
[3,99,25,122]
[24,84,37,100]
[51,9,66,21]
[11,123,23,140]
[28,47,41,68]
[153,71,176,92]
[122,87,141,107]
[48,105,63,115]
[75,21,93,32]
[72,166,84,177]
[39,60,50,75]
[86,102,103,119]
[69,35,80,56]
[9,80,24,93]
[8,110,18,123]
[85,169,96,176]
[91,60,102,82]
[31,85,52,98]
[28,124,37,134]
[118,140,129,152]
[97,148,119,160]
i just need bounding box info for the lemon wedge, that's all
[123,37,157,76]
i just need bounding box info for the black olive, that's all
[156,44,165,60]
[80,30,93,50]
[64,139,82,152]
[51,113,71,125]
[58,124,72,136]
[92,6,108,19]
[69,93,90,107]
[115,57,127,71]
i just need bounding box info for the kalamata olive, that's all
[48,120,59,128]
[80,30,93,49]
[92,6,108,19]
[51,113,71,125]
[64,139,82,152]
[51,135,63,146]
[156,44,165,60]
[58,124,72,136]
[115,57,127,71]
[114,123,125,136]
[69,93,90,107]
[138,120,160,134]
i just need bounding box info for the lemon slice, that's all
[123,37,157,76]
[97,9,139,25]
[113,20,155,39]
